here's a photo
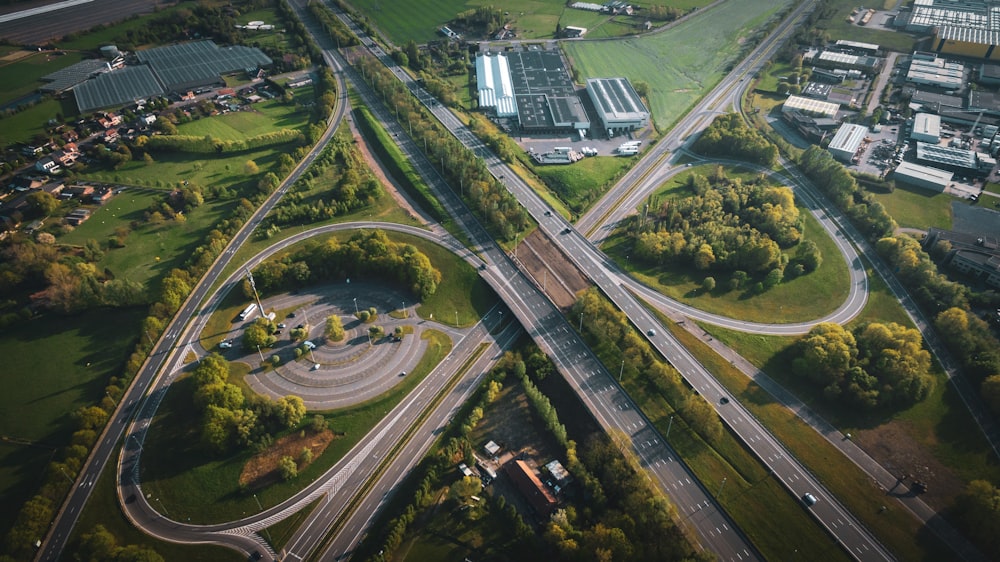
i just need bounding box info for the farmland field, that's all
[0,50,86,105]
[564,0,793,131]
[347,0,715,44]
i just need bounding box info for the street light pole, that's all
[455,310,459,326]
[105,391,117,406]
[718,477,727,498]
[353,297,359,316]
[253,493,273,543]
[256,345,265,364]
[578,312,583,332]
[618,359,625,382]
[666,415,674,439]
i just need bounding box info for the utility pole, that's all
[246,269,265,319]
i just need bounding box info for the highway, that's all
[327,1,899,560]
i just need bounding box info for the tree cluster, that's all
[934,308,1000,393]
[142,129,302,154]
[876,236,968,312]
[192,354,306,454]
[792,322,933,408]
[307,0,360,50]
[950,480,1000,554]
[452,6,506,36]
[573,288,725,443]
[354,53,529,242]
[264,134,383,229]
[247,229,442,301]
[692,113,778,166]
[73,524,164,562]
[798,146,897,240]
[633,170,804,278]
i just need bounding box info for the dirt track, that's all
[514,229,591,311]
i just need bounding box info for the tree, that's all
[796,239,822,272]
[301,447,313,464]
[702,277,716,292]
[244,159,259,175]
[449,475,482,499]
[952,480,1000,553]
[311,414,328,433]
[73,406,109,430]
[243,319,276,349]
[982,375,1000,415]
[193,353,230,386]
[682,395,723,443]
[278,455,298,480]
[27,191,59,216]
[325,314,344,341]
[275,395,306,428]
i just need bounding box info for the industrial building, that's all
[902,0,1000,60]
[892,161,954,192]
[916,141,996,176]
[475,54,517,117]
[782,95,839,119]
[72,40,270,112]
[978,62,1000,86]
[504,48,591,135]
[585,77,649,136]
[40,59,112,94]
[803,50,881,75]
[911,113,942,143]
[834,39,879,56]
[828,124,869,162]
[906,54,965,90]
[922,228,1000,288]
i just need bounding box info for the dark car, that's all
[720,397,730,405]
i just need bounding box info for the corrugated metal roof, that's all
[476,54,517,117]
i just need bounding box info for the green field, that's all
[871,184,953,231]
[178,111,292,141]
[0,50,86,104]
[58,191,234,288]
[533,155,633,214]
[603,164,851,323]
[564,0,793,131]
[0,307,145,533]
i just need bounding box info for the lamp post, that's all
[666,415,674,439]
[618,359,625,382]
[253,494,273,543]
[58,467,74,484]
[401,301,406,318]
[455,310,459,327]
[578,312,584,332]
[353,297,359,316]
[105,391,117,406]
[155,497,169,517]
[256,345,265,364]
[718,477,727,498]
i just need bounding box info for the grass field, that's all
[82,144,285,191]
[141,330,452,522]
[870,184,953,230]
[0,307,145,533]
[0,50,86,105]
[69,451,243,562]
[603,164,851,323]
[0,97,74,147]
[58,191,233,288]
[564,0,793,131]
[533,155,633,214]
[178,110,296,141]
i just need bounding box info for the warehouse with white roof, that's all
[892,161,953,192]
[475,54,517,118]
[911,113,941,143]
[828,124,869,162]
[782,95,839,119]
[586,77,649,136]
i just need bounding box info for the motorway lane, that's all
[294,315,522,561]
[313,17,760,560]
[334,3,900,560]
